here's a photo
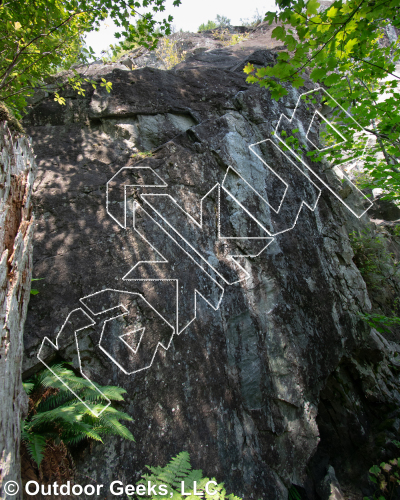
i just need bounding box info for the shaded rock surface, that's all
[22,26,400,500]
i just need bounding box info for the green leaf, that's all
[310,67,327,81]
[324,73,341,86]
[23,382,35,395]
[278,51,290,62]
[272,26,286,41]
[265,11,276,24]
[370,465,381,475]
[54,93,66,105]
[307,0,320,16]
[256,66,272,78]
[344,38,358,54]
[326,5,338,18]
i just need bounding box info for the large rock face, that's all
[22,28,400,500]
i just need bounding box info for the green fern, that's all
[21,428,47,466]
[22,363,134,467]
[288,485,302,500]
[137,451,242,499]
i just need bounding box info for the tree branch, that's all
[370,119,400,175]
[352,56,400,80]
[0,41,20,89]
[278,0,368,82]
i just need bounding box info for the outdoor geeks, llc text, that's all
[22,480,220,497]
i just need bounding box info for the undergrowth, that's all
[349,229,400,292]
[155,37,186,70]
[22,363,134,476]
[135,451,242,499]
[350,229,400,333]
[364,441,400,500]
[217,29,250,46]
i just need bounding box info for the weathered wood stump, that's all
[0,121,37,500]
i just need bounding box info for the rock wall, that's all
[22,28,400,500]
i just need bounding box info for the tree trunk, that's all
[0,121,37,500]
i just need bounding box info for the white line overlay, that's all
[37,87,374,415]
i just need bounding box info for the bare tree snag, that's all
[0,121,37,500]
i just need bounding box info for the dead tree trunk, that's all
[0,121,37,500]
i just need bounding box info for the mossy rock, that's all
[0,101,25,134]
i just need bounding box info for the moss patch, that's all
[0,101,25,134]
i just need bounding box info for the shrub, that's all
[198,14,232,33]
[214,29,250,47]
[22,363,134,468]
[198,20,217,32]
[349,229,400,291]
[156,37,186,70]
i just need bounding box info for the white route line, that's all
[124,204,225,336]
[99,317,164,376]
[140,181,274,285]
[305,110,347,152]
[223,160,321,237]
[106,166,167,229]
[41,86,375,396]
[79,288,175,374]
[272,87,374,218]
[120,327,146,353]
[37,308,111,418]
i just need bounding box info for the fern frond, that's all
[36,391,74,412]
[98,416,135,441]
[41,368,93,393]
[30,405,86,428]
[60,433,94,446]
[166,451,192,489]
[80,384,127,401]
[181,469,203,492]
[22,382,35,395]
[95,405,133,422]
[138,452,242,500]
[22,362,135,470]
[62,427,104,443]
[22,432,47,466]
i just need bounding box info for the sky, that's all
[84,0,276,57]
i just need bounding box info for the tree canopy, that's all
[0,0,181,117]
[244,0,400,200]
